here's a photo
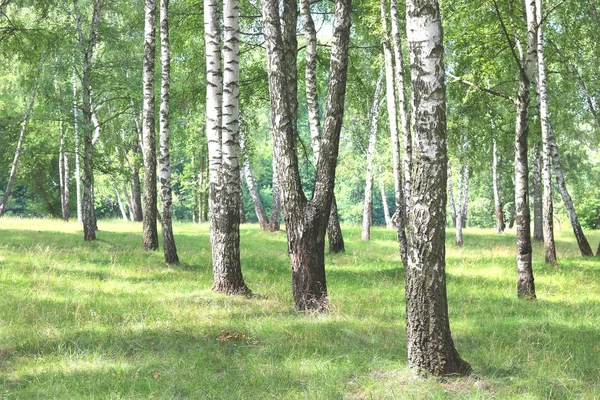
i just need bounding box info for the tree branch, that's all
[446,72,516,104]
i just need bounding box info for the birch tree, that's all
[532,140,544,241]
[361,70,383,241]
[240,132,270,230]
[158,0,179,264]
[492,136,504,233]
[261,0,351,311]
[404,0,471,376]
[204,0,249,294]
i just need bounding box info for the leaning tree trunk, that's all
[492,136,505,233]
[361,70,384,241]
[240,132,270,230]
[262,0,351,311]
[548,126,594,256]
[534,0,557,263]
[142,0,159,250]
[158,0,179,264]
[114,184,128,220]
[205,0,249,294]
[532,140,544,241]
[405,0,471,376]
[380,0,407,264]
[300,0,345,253]
[0,86,37,217]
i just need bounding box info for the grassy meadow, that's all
[0,217,599,399]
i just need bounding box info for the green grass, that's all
[0,217,599,399]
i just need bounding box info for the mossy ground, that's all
[0,218,599,399]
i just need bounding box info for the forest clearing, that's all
[0,219,599,399]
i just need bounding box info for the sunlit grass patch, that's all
[0,218,599,398]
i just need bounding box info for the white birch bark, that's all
[159,0,179,264]
[0,86,37,217]
[114,184,128,221]
[492,136,504,233]
[240,132,270,230]
[378,169,393,228]
[361,69,384,241]
[447,161,457,227]
[73,65,82,224]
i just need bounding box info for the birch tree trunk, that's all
[461,158,469,228]
[300,0,345,253]
[405,0,471,376]
[379,170,393,228]
[205,0,249,294]
[142,0,159,250]
[455,155,464,246]
[240,133,270,230]
[123,182,134,221]
[361,70,384,241]
[548,125,594,256]
[514,1,537,299]
[532,140,544,241]
[0,86,37,217]
[59,122,70,221]
[72,66,82,224]
[380,0,407,264]
[262,0,351,311]
[158,0,179,264]
[534,0,557,263]
[447,161,457,227]
[389,0,411,207]
[73,0,100,241]
[270,155,281,231]
[114,184,128,220]
[492,136,504,233]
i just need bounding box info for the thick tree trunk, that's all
[548,126,594,256]
[270,155,281,231]
[240,134,270,229]
[447,161,457,227]
[205,0,249,294]
[380,0,407,264]
[328,199,345,253]
[0,86,37,217]
[532,140,544,241]
[361,70,384,241]
[405,0,471,376]
[158,0,179,264]
[534,0,557,263]
[262,0,351,311]
[389,0,411,209]
[492,137,504,233]
[142,0,159,250]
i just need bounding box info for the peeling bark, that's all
[405,0,470,376]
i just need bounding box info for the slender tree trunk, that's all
[270,155,281,231]
[73,0,100,241]
[262,0,351,311]
[239,176,247,224]
[532,140,544,241]
[361,70,384,241]
[205,0,249,294]
[380,0,407,264]
[158,0,179,264]
[72,66,83,224]
[492,136,504,233]
[130,162,143,221]
[240,132,270,230]
[379,170,393,228]
[114,184,128,220]
[142,0,159,250]
[511,2,537,299]
[461,157,469,228]
[198,151,206,223]
[59,123,67,221]
[389,0,411,208]
[447,161,457,227]
[300,0,345,252]
[0,86,37,217]
[122,182,134,221]
[405,0,470,376]
[548,125,594,256]
[455,155,464,246]
[534,0,557,263]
